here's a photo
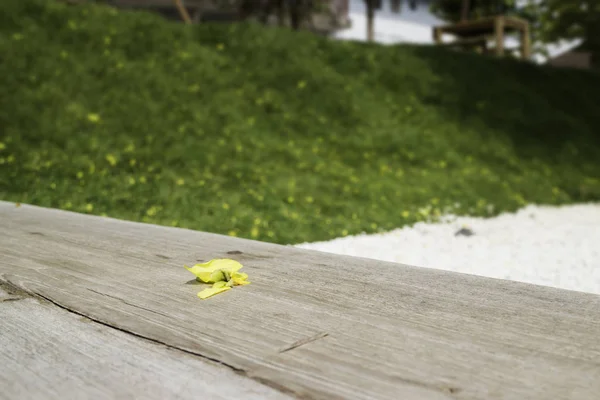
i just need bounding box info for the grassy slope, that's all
[1,0,599,244]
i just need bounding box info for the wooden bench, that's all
[433,16,532,60]
[435,34,491,54]
[1,201,599,399]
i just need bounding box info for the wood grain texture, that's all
[0,286,292,400]
[1,201,599,400]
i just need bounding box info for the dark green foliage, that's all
[1,0,599,244]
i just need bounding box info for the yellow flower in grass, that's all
[105,154,117,167]
[87,113,100,123]
[184,259,250,299]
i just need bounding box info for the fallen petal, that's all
[185,259,243,283]
[198,285,231,299]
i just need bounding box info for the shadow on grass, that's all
[410,45,600,165]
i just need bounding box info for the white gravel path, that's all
[295,203,600,295]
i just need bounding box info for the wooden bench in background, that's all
[433,16,532,60]
[1,201,599,399]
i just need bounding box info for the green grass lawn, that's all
[1,0,599,244]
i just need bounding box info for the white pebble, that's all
[295,203,600,295]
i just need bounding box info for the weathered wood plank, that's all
[0,285,291,400]
[1,201,599,400]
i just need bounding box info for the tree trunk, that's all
[460,0,470,22]
[290,0,301,30]
[173,0,192,24]
[276,0,286,26]
[366,0,375,42]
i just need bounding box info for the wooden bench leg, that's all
[522,24,531,60]
[494,16,505,57]
[433,27,442,45]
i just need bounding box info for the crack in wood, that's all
[0,278,32,301]
[1,296,25,302]
[277,332,457,396]
[2,279,304,400]
[279,332,329,353]
[32,289,250,370]
[391,374,462,397]
[86,288,173,318]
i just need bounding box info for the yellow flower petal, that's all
[233,278,250,286]
[231,272,250,285]
[232,272,248,280]
[185,259,250,299]
[209,269,226,282]
[184,259,243,283]
[198,285,231,299]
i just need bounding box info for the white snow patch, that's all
[295,203,600,295]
